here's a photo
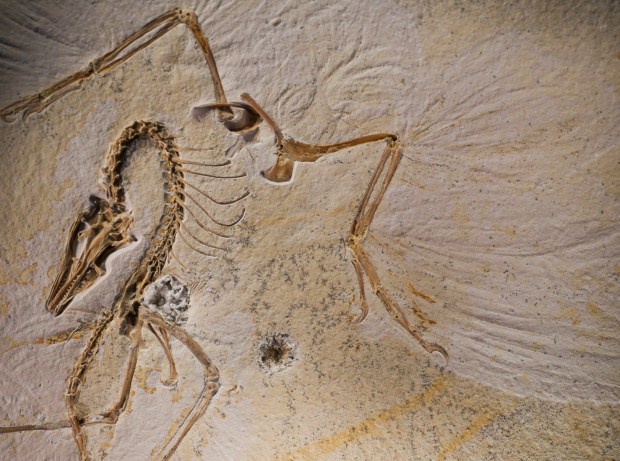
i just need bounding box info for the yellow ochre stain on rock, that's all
[407,282,437,329]
[492,224,518,239]
[14,262,37,286]
[125,389,136,414]
[0,268,9,286]
[437,410,505,461]
[135,362,161,395]
[554,306,581,326]
[157,402,196,458]
[1,322,93,354]
[586,301,602,317]
[280,375,455,460]
[0,300,9,319]
[171,388,183,404]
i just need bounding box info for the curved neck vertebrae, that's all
[104,121,185,325]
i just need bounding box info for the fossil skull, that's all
[46,195,134,316]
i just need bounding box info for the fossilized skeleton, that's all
[0,8,447,460]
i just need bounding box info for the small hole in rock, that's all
[258,333,297,372]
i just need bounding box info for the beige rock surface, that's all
[0,0,618,460]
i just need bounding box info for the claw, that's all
[191,101,262,133]
[427,343,449,367]
[261,154,295,183]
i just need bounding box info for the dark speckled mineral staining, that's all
[259,333,297,372]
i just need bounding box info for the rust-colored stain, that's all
[280,375,454,460]
[407,282,437,330]
[0,269,8,286]
[531,341,542,351]
[135,362,161,395]
[1,322,93,354]
[157,403,196,458]
[171,388,183,404]
[14,262,37,286]
[437,410,502,461]
[492,224,518,239]
[407,281,436,304]
[0,300,9,319]
[554,306,581,326]
[410,299,436,330]
[565,404,619,451]
[586,301,602,317]
[125,389,136,414]
[452,205,471,226]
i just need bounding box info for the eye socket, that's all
[46,204,135,316]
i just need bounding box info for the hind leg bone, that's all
[138,308,220,461]
[346,142,448,363]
